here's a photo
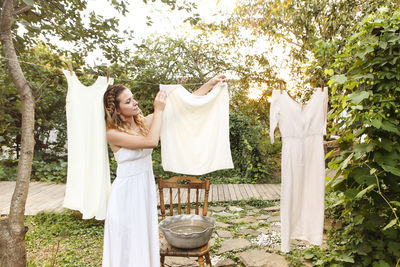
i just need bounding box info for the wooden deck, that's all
[0,181,280,216]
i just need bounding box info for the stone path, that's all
[161,203,326,267]
[0,181,280,215]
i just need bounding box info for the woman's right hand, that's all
[154,90,167,112]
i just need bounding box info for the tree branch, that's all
[0,0,14,38]
[13,4,31,16]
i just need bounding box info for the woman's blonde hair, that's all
[103,84,149,136]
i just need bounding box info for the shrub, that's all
[309,9,400,266]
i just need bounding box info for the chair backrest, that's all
[158,176,210,220]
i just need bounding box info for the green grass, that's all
[25,210,104,266]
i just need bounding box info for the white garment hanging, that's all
[102,148,159,267]
[270,88,328,253]
[160,82,234,175]
[63,70,113,220]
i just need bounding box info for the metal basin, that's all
[159,214,216,249]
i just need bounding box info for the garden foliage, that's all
[304,9,400,266]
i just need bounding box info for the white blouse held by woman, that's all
[160,82,233,175]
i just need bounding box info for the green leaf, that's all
[331,74,347,85]
[374,151,400,175]
[349,31,363,42]
[381,121,400,135]
[341,152,354,170]
[23,0,34,6]
[353,167,376,185]
[355,46,374,59]
[388,240,400,255]
[370,118,382,128]
[374,151,400,164]
[355,184,376,199]
[324,69,334,76]
[378,41,387,49]
[380,138,393,152]
[19,19,30,27]
[382,218,397,231]
[331,198,344,208]
[387,35,400,43]
[353,143,374,154]
[383,227,398,239]
[325,149,336,159]
[352,74,374,80]
[347,90,371,105]
[372,260,391,267]
[389,201,400,207]
[337,254,355,263]
[354,215,364,225]
[380,164,400,176]
[351,105,364,110]
[345,188,359,199]
[303,252,314,259]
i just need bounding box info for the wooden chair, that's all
[158,176,212,267]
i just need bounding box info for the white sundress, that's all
[270,88,328,252]
[102,147,159,267]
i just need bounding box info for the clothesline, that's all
[0,55,213,86]
[1,55,300,91]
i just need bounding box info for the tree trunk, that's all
[0,0,35,266]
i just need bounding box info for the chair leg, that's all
[205,252,212,267]
[160,255,165,267]
[198,256,205,267]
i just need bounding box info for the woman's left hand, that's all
[192,74,227,96]
[207,75,227,87]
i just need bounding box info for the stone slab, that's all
[216,221,231,228]
[216,258,236,267]
[218,238,251,254]
[164,256,197,267]
[210,206,226,212]
[237,249,289,267]
[264,206,280,212]
[216,230,233,238]
[239,228,261,236]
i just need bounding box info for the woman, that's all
[102,75,226,267]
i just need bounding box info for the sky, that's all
[82,0,292,99]
[84,0,238,59]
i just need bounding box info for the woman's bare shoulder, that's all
[106,128,120,137]
[106,128,127,142]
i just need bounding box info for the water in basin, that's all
[170,225,205,234]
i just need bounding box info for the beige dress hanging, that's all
[63,70,113,220]
[270,88,328,252]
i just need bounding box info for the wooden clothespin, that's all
[321,79,324,92]
[67,62,73,76]
[106,70,110,83]
[279,81,283,94]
